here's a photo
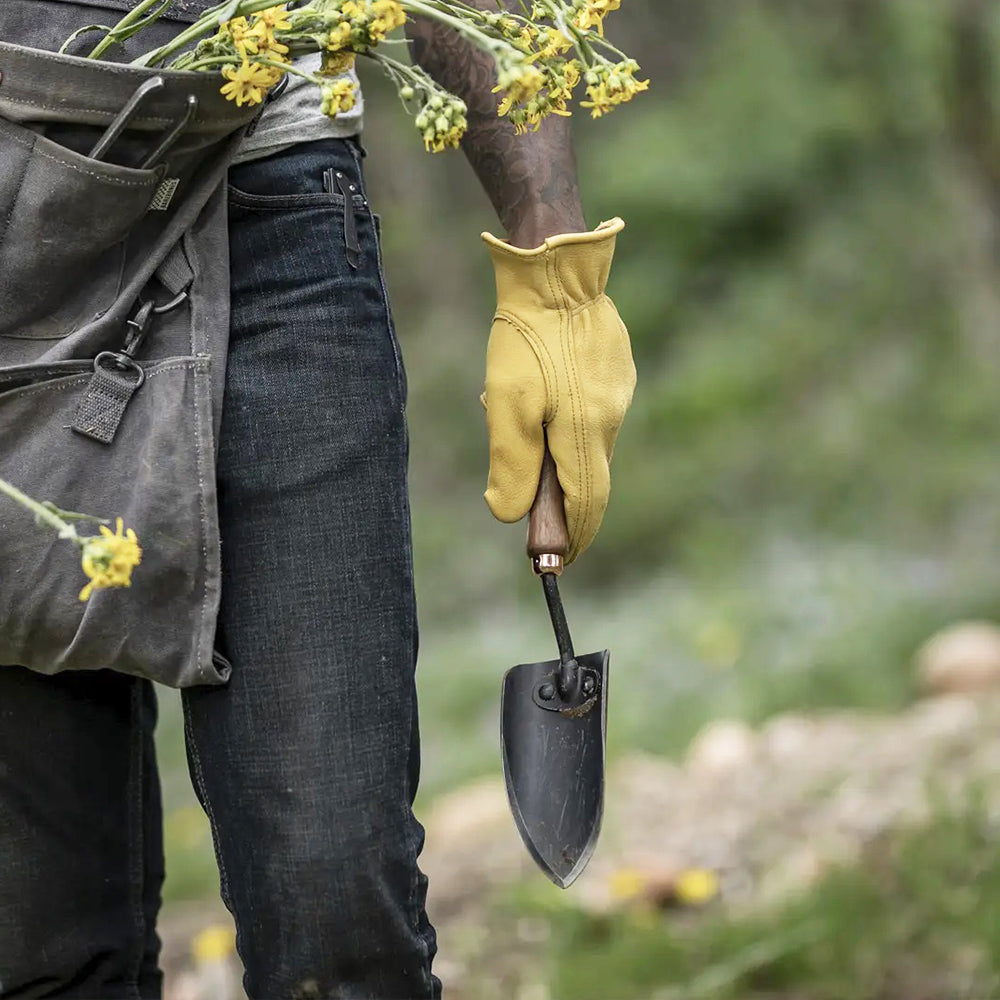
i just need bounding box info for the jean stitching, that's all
[368,212,407,410]
[125,680,146,1000]
[181,696,232,902]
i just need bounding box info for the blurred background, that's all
[157,2,1000,997]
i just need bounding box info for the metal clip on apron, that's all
[0,12,260,688]
[71,77,198,446]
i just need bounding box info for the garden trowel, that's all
[501,447,609,888]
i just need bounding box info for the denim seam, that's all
[226,188,365,211]
[125,680,146,1000]
[367,209,407,412]
[181,696,233,902]
[356,131,434,993]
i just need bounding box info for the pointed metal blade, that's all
[501,649,609,888]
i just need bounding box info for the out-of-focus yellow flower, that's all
[192,924,236,964]
[609,867,645,901]
[674,868,720,906]
[78,517,141,602]
[608,865,720,909]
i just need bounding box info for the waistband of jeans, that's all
[0,41,258,134]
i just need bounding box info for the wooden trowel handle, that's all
[527,445,569,575]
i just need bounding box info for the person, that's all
[0,2,635,997]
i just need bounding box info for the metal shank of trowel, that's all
[527,446,580,699]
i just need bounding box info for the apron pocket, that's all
[0,115,164,339]
[0,354,227,687]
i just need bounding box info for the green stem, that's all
[183,52,319,86]
[88,0,172,58]
[0,478,79,543]
[133,0,284,67]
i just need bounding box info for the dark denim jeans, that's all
[0,138,440,1000]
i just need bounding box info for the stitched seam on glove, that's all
[493,309,561,421]
[545,251,591,560]
[569,293,615,319]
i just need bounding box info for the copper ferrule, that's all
[532,553,564,577]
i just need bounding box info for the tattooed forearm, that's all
[405,4,587,247]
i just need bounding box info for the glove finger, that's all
[484,386,547,522]
[545,418,612,565]
[483,318,549,523]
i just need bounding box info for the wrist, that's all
[505,207,588,250]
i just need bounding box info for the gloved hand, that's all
[481,217,636,564]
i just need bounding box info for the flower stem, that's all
[88,0,173,59]
[132,0,285,67]
[0,478,79,543]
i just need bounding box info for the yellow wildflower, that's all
[369,0,406,40]
[250,16,289,62]
[78,517,142,602]
[192,924,236,964]
[220,60,278,106]
[321,78,357,116]
[415,93,468,152]
[537,27,572,60]
[221,15,260,57]
[494,61,545,117]
[609,868,645,901]
[327,21,353,50]
[320,49,356,77]
[256,4,292,32]
[674,868,720,906]
[574,0,622,35]
[581,58,649,117]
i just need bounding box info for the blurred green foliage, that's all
[528,790,1000,999]
[362,0,1000,781]
[159,0,1000,908]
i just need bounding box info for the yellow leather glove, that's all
[481,217,636,564]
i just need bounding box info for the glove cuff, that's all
[482,217,625,312]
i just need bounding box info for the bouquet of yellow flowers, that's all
[71,0,647,152]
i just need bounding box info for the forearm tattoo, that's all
[405,3,587,245]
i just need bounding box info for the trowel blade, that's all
[500,648,609,888]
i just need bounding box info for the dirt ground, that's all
[159,688,1000,1000]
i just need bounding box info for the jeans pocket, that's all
[0,115,164,339]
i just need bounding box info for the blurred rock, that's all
[684,719,757,776]
[422,777,511,844]
[915,621,1000,695]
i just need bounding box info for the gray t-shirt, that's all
[233,52,364,164]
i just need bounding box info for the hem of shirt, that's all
[232,115,365,165]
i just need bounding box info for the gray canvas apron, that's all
[0,1,261,686]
